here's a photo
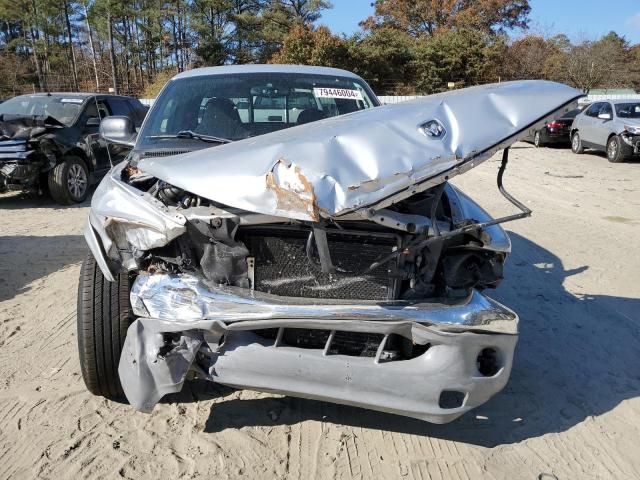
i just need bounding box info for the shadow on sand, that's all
[0,234,86,302]
[182,231,639,447]
[0,190,92,210]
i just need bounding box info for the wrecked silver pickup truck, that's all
[77,65,581,424]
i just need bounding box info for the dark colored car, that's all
[525,107,582,147]
[0,93,147,204]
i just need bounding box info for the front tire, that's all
[48,155,89,204]
[77,253,132,400]
[571,132,584,154]
[606,135,626,163]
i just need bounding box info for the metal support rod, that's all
[364,148,531,272]
[323,330,336,356]
[374,334,389,364]
[274,327,284,347]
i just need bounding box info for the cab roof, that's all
[14,92,130,99]
[172,64,363,81]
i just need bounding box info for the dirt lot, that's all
[0,142,639,480]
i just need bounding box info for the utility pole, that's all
[107,2,119,94]
[83,1,100,91]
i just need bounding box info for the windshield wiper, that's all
[147,130,232,144]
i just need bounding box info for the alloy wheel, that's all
[608,139,618,160]
[68,163,88,200]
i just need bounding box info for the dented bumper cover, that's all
[122,273,518,423]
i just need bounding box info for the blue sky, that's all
[319,0,640,44]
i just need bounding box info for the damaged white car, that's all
[77,65,581,423]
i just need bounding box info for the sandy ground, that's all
[0,142,639,480]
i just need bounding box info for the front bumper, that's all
[620,132,640,155]
[0,141,41,190]
[0,159,41,190]
[121,273,518,423]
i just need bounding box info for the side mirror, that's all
[99,116,137,148]
[598,112,612,120]
[86,117,101,127]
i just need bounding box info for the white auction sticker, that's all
[60,98,84,104]
[314,87,363,101]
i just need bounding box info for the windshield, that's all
[139,72,378,149]
[0,96,84,125]
[615,103,640,119]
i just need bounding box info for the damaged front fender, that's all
[87,162,187,274]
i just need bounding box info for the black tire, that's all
[606,135,626,163]
[571,132,584,154]
[48,155,89,204]
[534,131,543,148]
[77,252,132,400]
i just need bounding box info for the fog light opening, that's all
[439,390,466,409]
[477,347,502,377]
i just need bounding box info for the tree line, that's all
[0,0,638,98]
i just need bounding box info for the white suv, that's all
[571,100,640,162]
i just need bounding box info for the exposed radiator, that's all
[238,226,400,301]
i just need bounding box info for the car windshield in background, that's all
[0,96,84,125]
[615,103,640,118]
[139,72,377,148]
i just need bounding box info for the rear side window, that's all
[615,102,640,118]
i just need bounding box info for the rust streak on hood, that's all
[265,159,319,222]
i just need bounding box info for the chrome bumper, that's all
[120,274,518,423]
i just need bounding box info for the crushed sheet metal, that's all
[119,319,205,412]
[119,315,517,416]
[138,80,582,220]
[130,273,519,335]
[89,162,187,257]
[0,115,64,140]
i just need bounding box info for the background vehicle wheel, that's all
[571,132,584,154]
[77,253,133,400]
[534,131,543,148]
[606,135,625,163]
[48,155,89,204]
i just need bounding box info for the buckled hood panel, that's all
[138,80,582,221]
[0,115,64,140]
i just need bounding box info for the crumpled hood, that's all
[139,80,582,221]
[0,115,64,141]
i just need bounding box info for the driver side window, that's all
[84,100,111,121]
[600,103,612,117]
[584,103,602,117]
